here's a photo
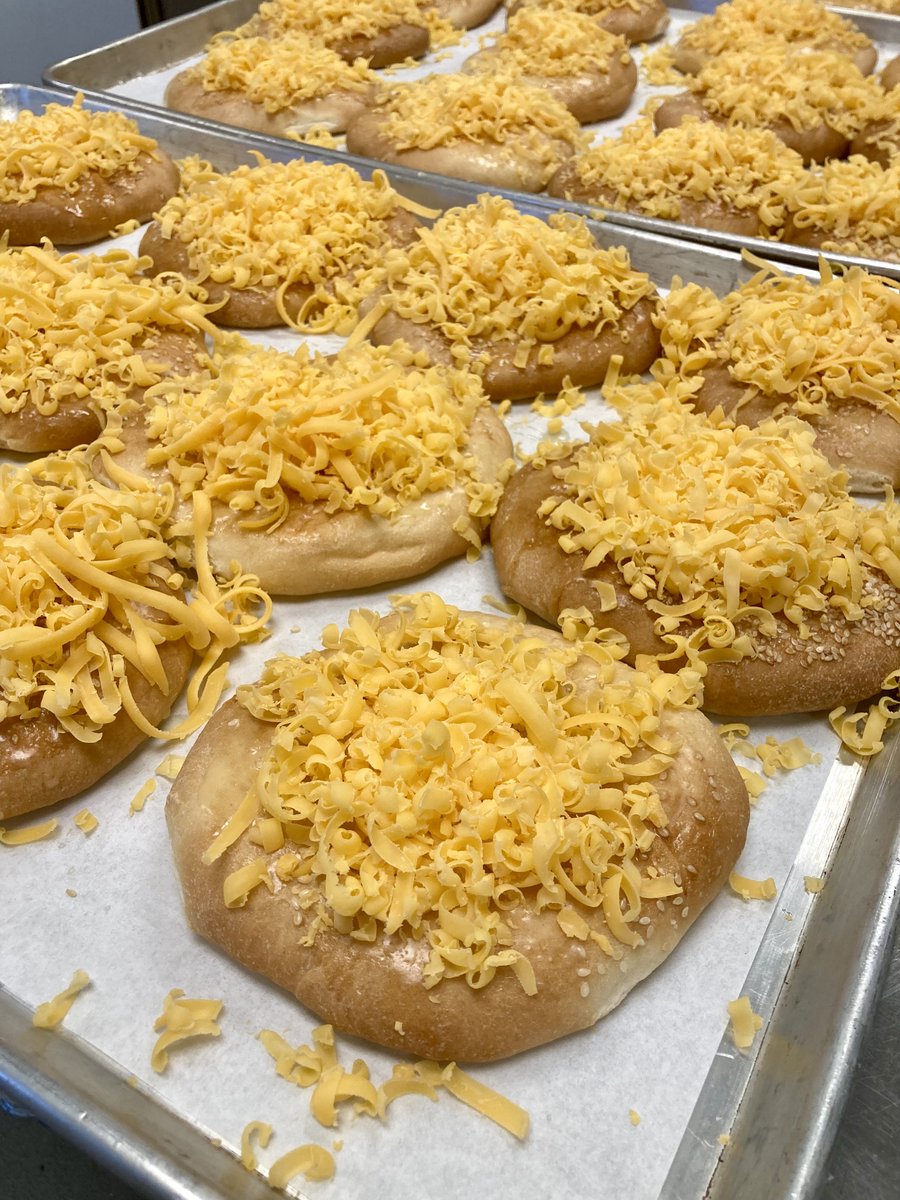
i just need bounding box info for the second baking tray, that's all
[43,0,900,282]
[2,82,900,1200]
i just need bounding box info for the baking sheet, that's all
[0,83,896,1200]
[43,0,900,281]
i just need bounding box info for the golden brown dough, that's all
[491,392,900,717]
[167,603,749,1062]
[883,56,900,91]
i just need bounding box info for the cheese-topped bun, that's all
[463,11,637,124]
[361,194,660,402]
[106,339,513,595]
[0,96,179,246]
[245,0,455,67]
[883,56,900,91]
[783,156,900,263]
[850,87,900,167]
[430,0,502,29]
[507,0,669,45]
[165,30,375,137]
[345,73,586,193]
[671,0,877,77]
[166,593,749,1062]
[139,158,421,331]
[0,456,267,821]
[654,45,881,164]
[653,262,900,491]
[491,382,900,717]
[0,243,213,454]
[548,117,806,237]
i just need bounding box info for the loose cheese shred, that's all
[728,872,777,901]
[0,819,58,845]
[804,875,825,894]
[155,754,184,781]
[676,0,872,61]
[471,10,628,79]
[142,338,509,541]
[690,45,881,138]
[0,94,160,204]
[629,1109,641,1126]
[373,73,586,181]
[74,809,99,835]
[0,242,215,420]
[727,995,764,1051]
[239,1120,272,1171]
[719,727,821,777]
[431,1063,529,1140]
[268,1144,336,1188]
[238,592,682,992]
[379,194,655,370]
[542,380,900,688]
[155,157,417,334]
[150,989,223,1073]
[223,857,274,908]
[130,779,156,814]
[33,970,91,1030]
[1,457,270,744]
[568,117,805,229]
[186,30,374,112]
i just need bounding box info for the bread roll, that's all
[250,0,432,67]
[0,98,179,246]
[432,0,501,28]
[883,56,900,91]
[165,32,375,137]
[653,263,900,491]
[105,338,513,595]
[0,244,211,454]
[463,11,637,124]
[140,158,421,331]
[362,194,660,403]
[491,385,900,717]
[167,599,749,1062]
[346,74,585,193]
[507,0,668,46]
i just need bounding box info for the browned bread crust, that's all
[491,462,900,716]
[0,152,179,247]
[166,628,748,1062]
[0,636,193,821]
[884,56,900,90]
[434,0,502,28]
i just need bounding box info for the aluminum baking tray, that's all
[1,81,899,1200]
[43,0,900,282]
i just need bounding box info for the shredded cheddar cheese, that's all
[727,995,763,1050]
[236,593,684,992]
[268,1144,336,1187]
[690,45,881,137]
[130,779,157,813]
[155,754,184,780]
[155,157,414,334]
[378,194,655,369]
[568,117,805,229]
[629,1109,641,1126]
[74,809,98,835]
[513,0,649,13]
[0,243,214,420]
[139,338,508,542]
[151,988,223,1072]
[719,728,821,777]
[541,380,900,675]
[240,1120,272,1171]
[33,969,91,1029]
[187,30,374,111]
[654,260,900,422]
[0,455,269,743]
[676,0,872,63]
[0,94,160,204]
[470,10,629,79]
[0,818,58,845]
[728,872,777,901]
[373,72,586,175]
[804,875,825,893]
[252,0,450,44]
[785,157,900,260]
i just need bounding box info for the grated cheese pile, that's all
[569,117,805,228]
[260,1022,529,1138]
[512,0,648,14]
[0,243,215,420]
[786,156,900,258]
[188,30,374,111]
[378,194,655,367]
[691,45,881,137]
[140,338,508,543]
[373,72,586,166]
[156,157,413,333]
[251,0,452,44]
[854,86,900,157]
[541,380,900,667]
[469,10,629,78]
[230,593,686,992]
[0,94,159,205]
[676,0,872,62]
[719,725,821,778]
[653,260,900,421]
[0,455,269,742]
